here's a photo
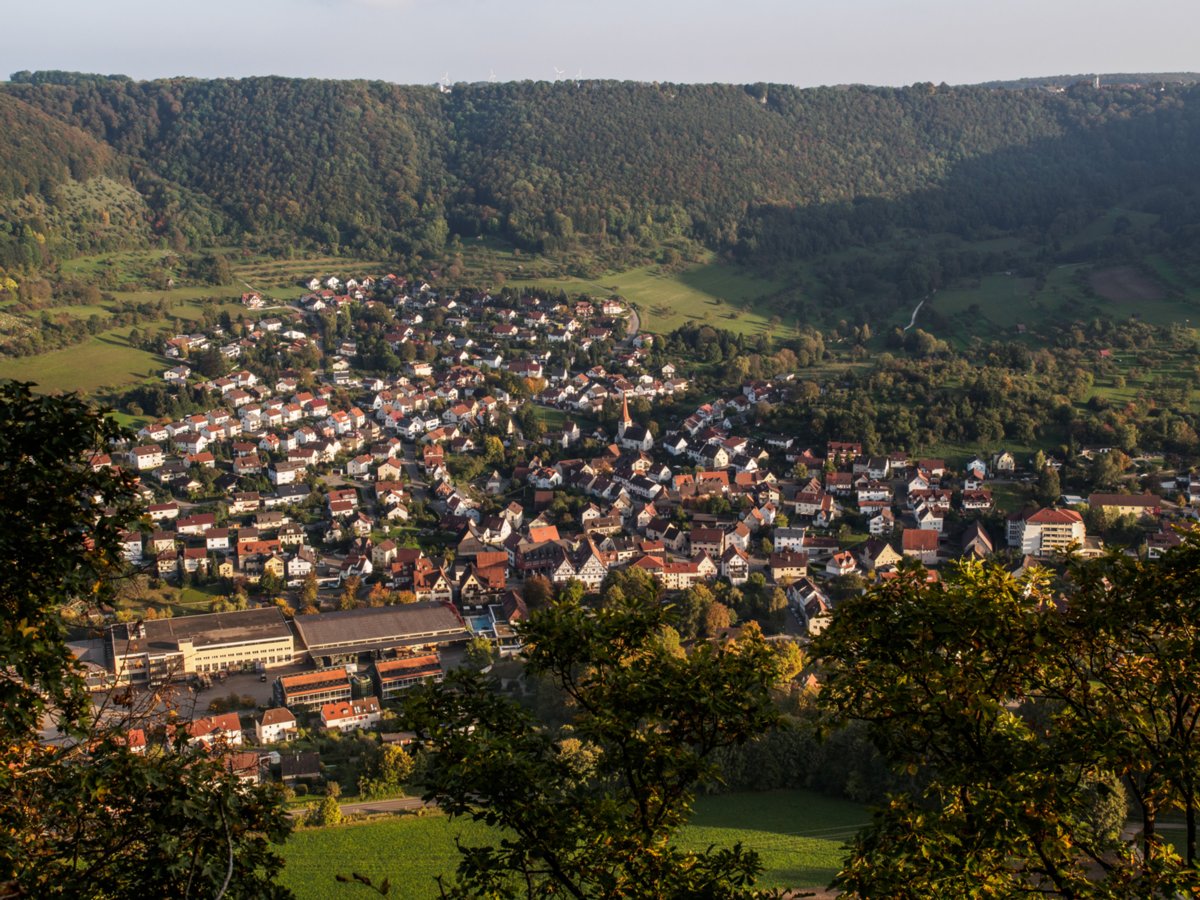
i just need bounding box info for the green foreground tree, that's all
[394,595,782,898]
[814,551,1200,898]
[0,382,291,898]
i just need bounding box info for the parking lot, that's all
[184,665,310,717]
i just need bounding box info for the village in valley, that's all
[74,269,1193,794]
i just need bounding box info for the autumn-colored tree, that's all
[1053,536,1200,869]
[300,570,319,609]
[464,635,495,672]
[0,383,291,898]
[701,601,733,638]
[522,574,553,609]
[367,582,392,607]
[339,575,362,611]
[815,555,1200,897]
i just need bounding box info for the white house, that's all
[256,708,298,744]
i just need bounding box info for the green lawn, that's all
[35,303,116,320]
[0,288,267,395]
[59,248,178,281]
[526,402,613,439]
[989,480,1033,515]
[279,790,863,899]
[682,791,865,891]
[232,254,390,294]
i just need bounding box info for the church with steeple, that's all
[616,391,654,452]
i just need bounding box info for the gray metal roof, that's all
[293,602,468,651]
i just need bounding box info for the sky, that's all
[5,0,1199,87]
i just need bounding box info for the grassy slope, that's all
[518,259,792,338]
[2,247,313,394]
[279,789,864,899]
[0,326,163,394]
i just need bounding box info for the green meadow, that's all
[279,789,864,899]
[0,327,163,395]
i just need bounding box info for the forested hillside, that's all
[0,91,132,269]
[0,81,230,272]
[4,73,1200,273]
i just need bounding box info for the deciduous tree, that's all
[0,382,291,899]
[396,596,781,898]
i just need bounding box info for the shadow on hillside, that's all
[735,87,1200,322]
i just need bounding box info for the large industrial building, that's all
[107,608,295,684]
[291,601,470,667]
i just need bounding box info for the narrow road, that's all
[627,308,640,340]
[287,796,430,819]
[902,298,925,332]
[339,796,430,816]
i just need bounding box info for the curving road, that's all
[902,298,925,332]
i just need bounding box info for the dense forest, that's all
[4,73,1200,278]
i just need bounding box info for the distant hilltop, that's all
[973,72,1200,89]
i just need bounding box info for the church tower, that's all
[618,391,632,441]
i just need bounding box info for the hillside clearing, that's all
[1089,265,1166,303]
[517,258,793,338]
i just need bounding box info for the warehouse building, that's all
[291,602,470,667]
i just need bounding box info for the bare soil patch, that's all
[1089,266,1165,303]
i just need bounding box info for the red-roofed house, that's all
[902,528,939,565]
[183,712,243,749]
[321,697,382,733]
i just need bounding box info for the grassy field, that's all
[279,790,864,899]
[512,255,794,338]
[919,273,1038,337]
[0,327,164,394]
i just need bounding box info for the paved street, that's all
[286,795,431,819]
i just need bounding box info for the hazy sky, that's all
[6,0,1198,86]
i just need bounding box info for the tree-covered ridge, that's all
[4,77,452,255]
[0,92,123,268]
[4,75,1200,263]
[441,81,1082,249]
[0,90,231,270]
[0,92,114,197]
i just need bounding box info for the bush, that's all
[305,794,343,827]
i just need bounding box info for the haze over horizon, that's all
[7,0,1198,88]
